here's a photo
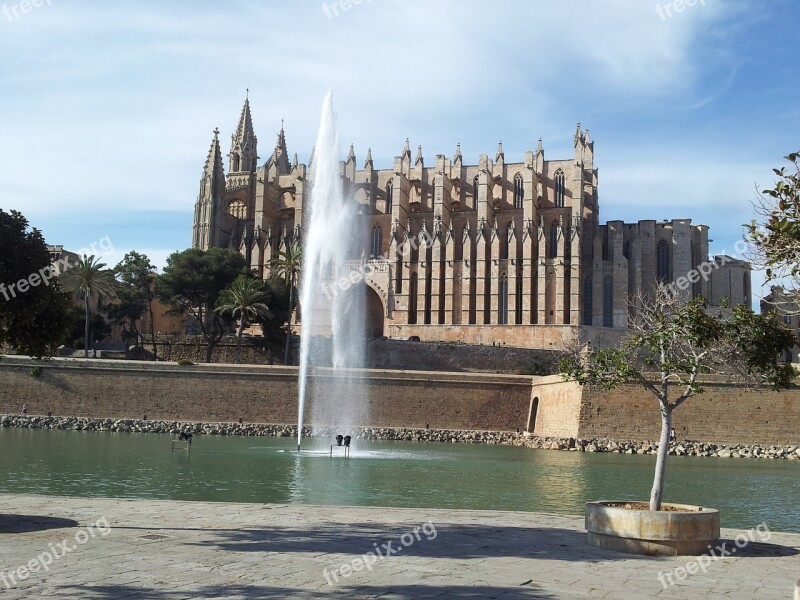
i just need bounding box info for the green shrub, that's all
[29,366,43,377]
[176,359,194,366]
[519,361,547,376]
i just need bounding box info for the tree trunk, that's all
[205,341,214,364]
[198,304,215,364]
[235,317,245,364]
[283,276,295,366]
[83,294,90,359]
[148,298,158,361]
[649,401,672,511]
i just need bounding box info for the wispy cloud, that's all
[0,0,797,298]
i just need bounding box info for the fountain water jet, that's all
[296,92,368,451]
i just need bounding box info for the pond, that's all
[1,428,797,532]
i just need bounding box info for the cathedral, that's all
[192,96,751,349]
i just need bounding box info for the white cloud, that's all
[0,0,734,213]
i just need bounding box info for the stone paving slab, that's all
[0,494,798,599]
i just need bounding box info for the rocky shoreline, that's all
[3,415,800,460]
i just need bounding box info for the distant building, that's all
[191,96,752,348]
[47,245,80,275]
[761,286,799,362]
[708,255,752,308]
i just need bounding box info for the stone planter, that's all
[585,501,720,556]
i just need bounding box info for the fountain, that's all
[296,92,368,451]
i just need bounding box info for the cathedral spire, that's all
[454,143,462,160]
[205,128,224,179]
[266,121,290,175]
[229,93,258,173]
[344,143,356,180]
[415,145,423,165]
[496,141,504,162]
[365,147,373,168]
[193,127,226,250]
[234,95,254,145]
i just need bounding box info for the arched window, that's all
[370,224,382,258]
[515,273,523,325]
[429,178,436,203]
[473,175,480,206]
[501,222,511,259]
[554,169,565,207]
[583,276,593,326]
[232,153,240,172]
[409,273,418,324]
[549,222,559,258]
[513,173,524,209]
[657,240,671,283]
[498,273,509,325]
[603,275,613,328]
[385,180,393,213]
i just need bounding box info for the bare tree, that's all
[560,286,795,510]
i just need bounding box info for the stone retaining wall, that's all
[0,357,531,432]
[3,416,798,460]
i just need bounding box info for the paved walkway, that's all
[0,494,797,599]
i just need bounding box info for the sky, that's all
[0,0,798,306]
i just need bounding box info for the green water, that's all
[1,428,797,532]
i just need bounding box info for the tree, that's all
[746,151,800,304]
[157,248,246,363]
[559,288,795,511]
[109,252,157,359]
[62,255,119,358]
[259,276,292,356]
[270,239,303,365]
[215,275,273,364]
[0,209,72,357]
[61,306,111,350]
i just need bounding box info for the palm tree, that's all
[270,239,303,365]
[215,276,272,364]
[62,255,118,358]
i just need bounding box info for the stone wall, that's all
[578,379,800,445]
[369,340,558,374]
[151,337,277,365]
[140,336,564,375]
[529,376,583,438]
[4,358,799,445]
[0,357,531,432]
[525,376,799,445]
[386,324,627,350]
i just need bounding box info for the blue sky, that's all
[0,0,797,304]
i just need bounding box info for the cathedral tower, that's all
[192,128,226,250]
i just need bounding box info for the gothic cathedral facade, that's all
[192,97,751,348]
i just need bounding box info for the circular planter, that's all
[585,500,720,556]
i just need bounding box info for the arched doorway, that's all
[364,285,385,338]
[340,283,385,339]
[528,397,539,434]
